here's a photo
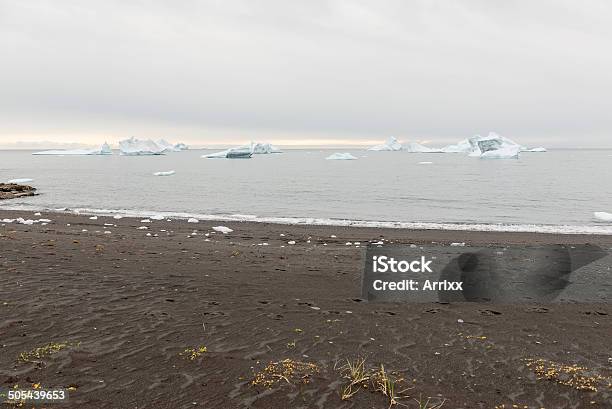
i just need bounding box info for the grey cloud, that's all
[0,0,611,146]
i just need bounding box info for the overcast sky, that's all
[1,0,611,148]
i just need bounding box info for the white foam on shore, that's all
[2,204,612,235]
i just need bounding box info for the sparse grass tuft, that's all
[18,341,79,363]
[338,357,370,400]
[251,359,320,388]
[179,345,207,361]
[414,394,446,409]
[337,358,411,407]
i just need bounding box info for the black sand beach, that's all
[1,210,611,408]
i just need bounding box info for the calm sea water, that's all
[1,149,611,233]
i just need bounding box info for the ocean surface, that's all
[2,149,612,234]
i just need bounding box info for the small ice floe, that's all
[288,240,296,245]
[450,242,466,247]
[212,226,233,234]
[457,319,464,323]
[146,233,151,236]
[330,235,336,238]
[34,212,41,216]
[150,215,165,220]
[345,242,352,245]
[187,218,199,223]
[89,216,98,220]
[373,241,383,245]
[326,153,357,160]
[280,233,285,237]
[419,161,433,165]
[525,147,547,152]
[17,218,34,225]
[104,223,114,226]
[82,229,88,232]
[104,231,111,234]
[594,212,612,222]
[2,219,15,223]
[137,226,148,230]
[113,215,123,219]
[7,178,34,184]
[38,218,51,223]
[140,219,151,223]
[153,170,175,176]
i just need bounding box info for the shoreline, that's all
[1,209,611,408]
[2,206,612,236]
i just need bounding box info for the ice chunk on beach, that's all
[119,137,165,155]
[32,142,112,156]
[402,142,443,153]
[594,212,612,222]
[153,170,175,176]
[251,142,282,154]
[326,153,357,160]
[212,226,233,234]
[368,137,403,151]
[7,178,34,184]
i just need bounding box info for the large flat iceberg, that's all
[32,142,112,156]
[326,152,357,160]
[203,145,253,159]
[368,137,403,151]
[119,137,166,155]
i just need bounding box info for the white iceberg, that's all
[174,142,189,151]
[153,170,175,176]
[594,212,612,222]
[403,142,443,153]
[368,137,403,151]
[155,139,179,152]
[32,142,112,156]
[203,145,253,159]
[442,132,525,155]
[119,137,165,155]
[440,138,473,153]
[480,145,520,159]
[251,142,282,154]
[326,152,358,160]
[7,178,34,184]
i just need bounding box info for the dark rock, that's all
[0,183,37,200]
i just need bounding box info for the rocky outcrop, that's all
[0,183,36,200]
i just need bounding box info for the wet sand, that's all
[1,210,611,408]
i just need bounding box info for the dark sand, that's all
[1,210,611,409]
